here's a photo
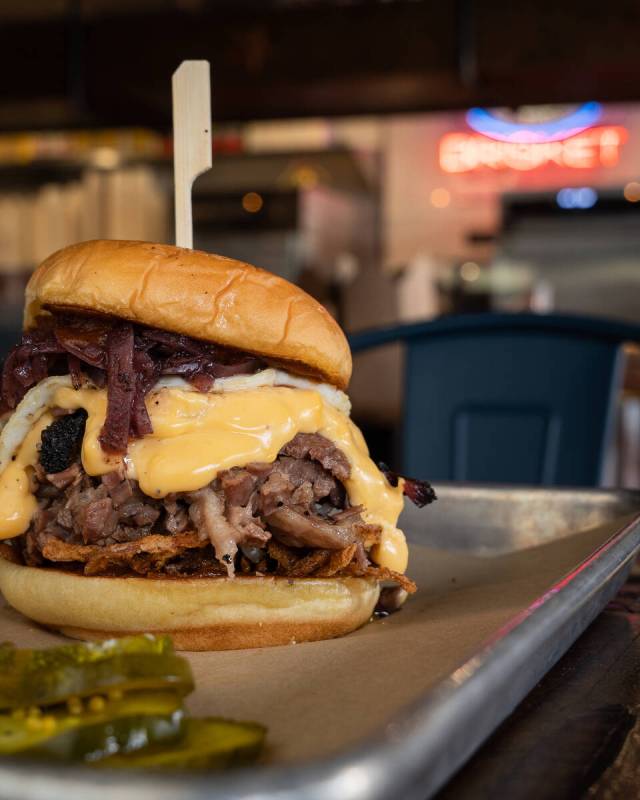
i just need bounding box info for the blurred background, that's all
[2,0,640,484]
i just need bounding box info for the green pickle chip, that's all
[0,691,185,762]
[0,636,267,769]
[0,635,194,710]
[102,718,267,770]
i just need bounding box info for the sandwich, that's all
[0,240,434,650]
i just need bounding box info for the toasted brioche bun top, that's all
[24,240,352,390]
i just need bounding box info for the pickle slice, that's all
[102,718,266,770]
[0,636,194,709]
[0,692,185,762]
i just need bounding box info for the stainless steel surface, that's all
[1,484,640,800]
[401,484,640,553]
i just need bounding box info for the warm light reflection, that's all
[430,187,451,208]
[241,192,264,213]
[90,147,120,169]
[291,166,319,189]
[624,181,640,203]
[439,126,627,173]
[460,261,481,282]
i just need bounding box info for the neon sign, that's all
[439,126,627,173]
[465,102,602,143]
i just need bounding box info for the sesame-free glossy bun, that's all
[0,558,379,651]
[24,240,352,390]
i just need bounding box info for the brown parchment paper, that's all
[0,515,631,765]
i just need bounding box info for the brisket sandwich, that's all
[0,240,434,650]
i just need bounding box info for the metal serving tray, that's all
[1,484,640,800]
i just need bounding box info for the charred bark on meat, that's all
[39,410,88,474]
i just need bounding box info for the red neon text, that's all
[439,126,627,173]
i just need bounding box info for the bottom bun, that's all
[0,558,380,651]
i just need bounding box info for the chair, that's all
[349,313,640,486]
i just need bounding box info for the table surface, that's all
[435,568,640,800]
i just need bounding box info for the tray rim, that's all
[2,483,640,800]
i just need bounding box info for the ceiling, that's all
[1,0,640,130]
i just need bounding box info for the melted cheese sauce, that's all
[0,386,407,572]
[0,413,53,539]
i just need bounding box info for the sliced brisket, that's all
[46,462,81,490]
[264,506,363,550]
[18,425,415,592]
[163,495,189,534]
[82,497,118,544]
[219,468,256,507]
[280,433,350,481]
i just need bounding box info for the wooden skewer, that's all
[172,60,212,249]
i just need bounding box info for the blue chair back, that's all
[350,314,640,486]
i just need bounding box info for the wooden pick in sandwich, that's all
[172,60,212,249]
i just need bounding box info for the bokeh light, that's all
[242,192,264,213]
[556,187,597,209]
[430,187,451,208]
[624,182,640,202]
[460,261,481,282]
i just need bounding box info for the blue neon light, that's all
[466,102,602,143]
[556,187,598,210]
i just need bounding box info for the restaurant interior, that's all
[2,1,640,487]
[3,2,640,798]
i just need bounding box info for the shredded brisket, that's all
[1,312,431,595]
[46,462,82,490]
[0,312,265,455]
[12,428,416,592]
[378,462,437,508]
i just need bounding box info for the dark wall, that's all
[1,0,640,130]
